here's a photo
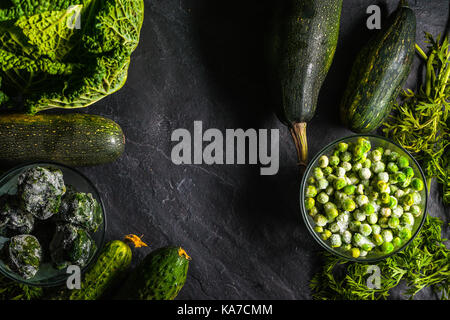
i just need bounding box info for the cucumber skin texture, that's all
[0,113,125,166]
[340,4,416,133]
[52,240,132,300]
[116,247,190,300]
[275,0,343,125]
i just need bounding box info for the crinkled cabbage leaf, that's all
[0,0,144,114]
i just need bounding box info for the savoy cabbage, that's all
[0,0,144,114]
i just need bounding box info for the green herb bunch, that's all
[383,34,449,205]
[0,274,43,300]
[310,215,449,300]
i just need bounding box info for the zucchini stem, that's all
[290,122,308,168]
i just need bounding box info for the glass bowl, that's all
[300,135,427,262]
[0,162,106,287]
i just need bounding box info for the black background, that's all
[5,0,450,299]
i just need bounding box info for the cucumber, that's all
[340,0,416,133]
[49,235,147,300]
[115,246,191,300]
[0,113,125,167]
[273,0,343,166]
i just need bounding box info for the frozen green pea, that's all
[370,149,382,162]
[392,206,404,218]
[359,223,372,236]
[316,192,329,204]
[307,177,316,185]
[355,195,369,207]
[318,155,329,168]
[357,138,371,153]
[314,214,328,227]
[397,156,409,168]
[388,151,399,162]
[343,198,356,212]
[361,179,370,188]
[399,227,412,241]
[379,217,389,228]
[352,233,364,246]
[333,177,347,190]
[349,220,361,232]
[341,151,352,162]
[378,172,389,182]
[399,177,411,188]
[314,167,324,179]
[401,212,414,226]
[356,184,364,195]
[362,203,375,215]
[342,162,352,172]
[402,194,414,206]
[387,162,399,173]
[308,206,318,217]
[327,174,338,182]
[395,189,405,199]
[380,207,392,218]
[351,247,360,258]
[342,230,352,244]
[382,242,394,254]
[353,144,365,159]
[314,226,323,233]
[321,229,332,241]
[329,223,340,233]
[372,224,381,235]
[329,155,340,167]
[324,202,336,213]
[330,234,342,248]
[410,205,421,217]
[305,197,315,210]
[323,166,333,176]
[326,208,339,221]
[305,185,318,198]
[390,184,398,193]
[377,181,388,192]
[334,191,346,203]
[403,167,414,179]
[388,216,400,229]
[361,243,373,252]
[381,230,393,242]
[393,172,406,184]
[353,162,363,172]
[371,161,385,174]
[343,185,356,195]
[362,159,372,169]
[384,149,392,156]
[403,205,411,212]
[373,233,383,246]
[369,191,379,201]
[359,168,371,180]
[343,243,352,251]
[411,178,424,191]
[388,196,398,209]
[338,142,348,152]
[317,178,329,190]
[393,237,402,247]
[380,192,390,204]
[335,167,346,177]
[325,186,334,196]
[367,213,378,225]
[353,210,366,222]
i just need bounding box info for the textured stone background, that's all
[8,0,450,299]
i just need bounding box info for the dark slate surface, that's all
[6,0,450,299]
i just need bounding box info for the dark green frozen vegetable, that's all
[4,234,42,279]
[49,224,96,269]
[56,186,103,233]
[17,166,66,220]
[0,195,34,237]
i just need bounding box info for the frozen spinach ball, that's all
[17,167,66,220]
[0,195,34,237]
[50,224,96,269]
[55,186,103,233]
[4,235,42,279]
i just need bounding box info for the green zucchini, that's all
[0,113,125,166]
[340,0,416,133]
[273,0,343,166]
[115,246,191,300]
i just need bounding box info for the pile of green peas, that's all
[304,137,424,258]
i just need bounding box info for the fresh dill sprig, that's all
[310,215,450,300]
[383,33,450,205]
[0,274,43,300]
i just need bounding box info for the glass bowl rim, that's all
[0,161,107,287]
[300,134,428,263]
